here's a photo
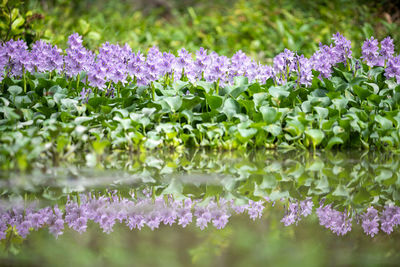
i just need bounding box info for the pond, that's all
[1,149,400,266]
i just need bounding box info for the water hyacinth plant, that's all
[1,32,400,172]
[1,32,399,90]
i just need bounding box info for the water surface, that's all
[1,149,400,266]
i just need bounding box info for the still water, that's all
[1,149,400,266]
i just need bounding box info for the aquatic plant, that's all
[1,33,399,88]
[2,33,400,171]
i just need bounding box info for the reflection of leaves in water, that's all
[1,150,400,213]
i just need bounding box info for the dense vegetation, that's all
[1,0,400,59]
[1,0,400,262]
[1,31,400,170]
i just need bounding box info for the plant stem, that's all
[151,82,155,100]
[216,78,220,95]
[23,68,27,93]
[117,82,121,98]
[76,73,80,90]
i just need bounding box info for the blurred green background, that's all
[1,0,400,61]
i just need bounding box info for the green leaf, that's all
[269,86,290,99]
[205,94,223,110]
[237,127,257,139]
[352,188,371,204]
[220,98,240,120]
[205,185,223,198]
[260,106,278,124]
[196,81,213,93]
[375,169,393,182]
[163,96,182,113]
[315,176,329,193]
[263,124,282,136]
[375,115,393,130]
[180,95,202,111]
[326,136,343,149]
[88,97,108,109]
[253,92,269,108]
[313,107,329,119]
[60,98,78,110]
[353,85,372,100]
[92,140,110,155]
[305,129,325,146]
[162,178,183,196]
[14,95,31,108]
[8,85,22,96]
[229,83,248,98]
[180,110,194,124]
[332,98,348,110]
[332,184,349,198]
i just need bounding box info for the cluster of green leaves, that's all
[0,0,45,44]
[14,0,400,59]
[1,59,400,171]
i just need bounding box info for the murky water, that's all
[1,149,400,266]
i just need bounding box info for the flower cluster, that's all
[64,33,94,78]
[26,40,63,73]
[1,192,399,240]
[317,202,353,236]
[361,36,395,68]
[0,192,271,240]
[361,206,380,237]
[280,197,313,226]
[1,32,399,94]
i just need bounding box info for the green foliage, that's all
[2,59,400,171]
[7,0,400,60]
[0,0,44,44]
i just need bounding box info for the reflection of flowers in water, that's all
[1,192,400,240]
[280,198,314,226]
[316,202,352,236]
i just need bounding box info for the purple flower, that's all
[380,205,400,234]
[311,44,336,79]
[385,55,400,83]
[2,39,29,78]
[194,205,212,230]
[316,202,352,236]
[145,210,161,230]
[361,207,380,237]
[64,33,94,77]
[16,220,31,238]
[300,198,313,217]
[177,199,193,228]
[27,40,63,73]
[332,32,352,63]
[79,87,92,103]
[246,200,265,220]
[380,37,394,60]
[362,37,379,67]
[27,210,46,230]
[47,208,64,238]
[280,198,313,226]
[65,200,88,234]
[229,50,251,80]
[281,202,297,226]
[297,55,313,87]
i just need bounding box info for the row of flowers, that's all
[1,190,399,240]
[1,33,399,94]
